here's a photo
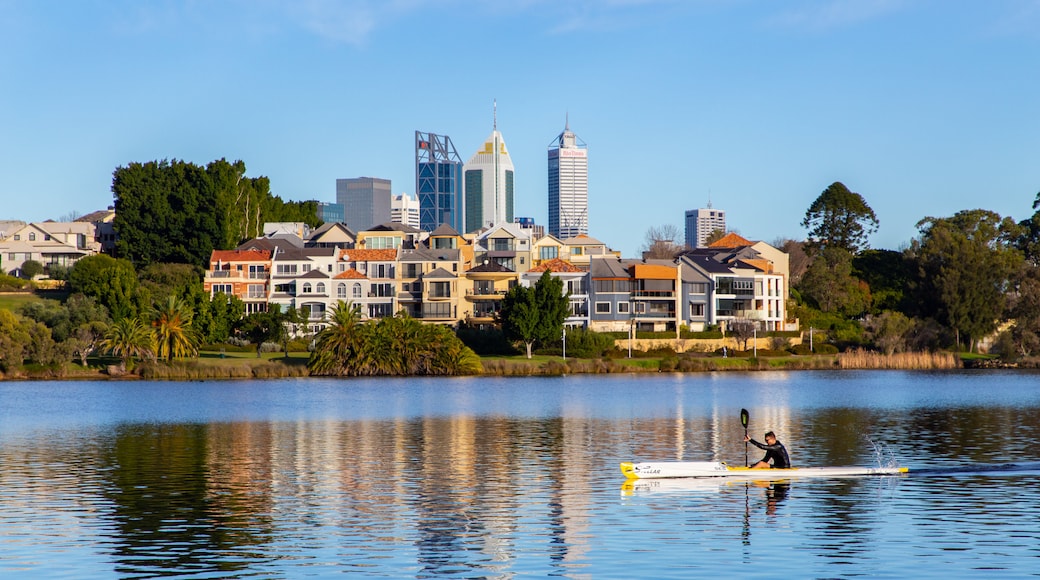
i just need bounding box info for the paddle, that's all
[741,408,749,467]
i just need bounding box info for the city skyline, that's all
[2,2,1038,256]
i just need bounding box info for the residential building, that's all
[416,131,464,233]
[0,221,100,278]
[588,257,681,334]
[337,177,391,234]
[473,222,532,273]
[336,248,398,320]
[685,205,727,248]
[356,222,422,251]
[559,234,615,270]
[76,209,117,254]
[531,234,565,269]
[316,201,345,224]
[397,247,463,323]
[464,105,515,232]
[306,222,356,250]
[391,193,420,229]
[204,249,273,315]
[462,260,516,326]
[547,118,588,238]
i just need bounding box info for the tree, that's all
[0,309,31,373]
[498,271,570,358]
[641,224,686,259]
[20,259,44,280]
[704,229,728,246]
[1015,190,1040,265]
[853,249,915,315]
[151,295,199,362]
[68,254,141,320]
[308,301,362,374]
[863,311,913,355]
[235,308,287,358]
[797,247,871,317]
[728,318,756,350]
[912,209,1022,351]
[101,317,155,371]
[801,182,879,255]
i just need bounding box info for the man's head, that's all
[764,431,776,444]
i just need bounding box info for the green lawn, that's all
[0,292,54,312]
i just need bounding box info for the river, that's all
[1,370,1039,578]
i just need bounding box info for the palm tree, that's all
[101,317,154,371]
[151,295,199,362]
[308,301,362,375]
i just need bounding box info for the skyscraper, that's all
[416,131,464,233]
[464,103,514,233]
[390,193,421,230]
[547,117,588,239]
[685,204,727,248]
[336,177,391,233]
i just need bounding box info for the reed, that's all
[836,349,961,370]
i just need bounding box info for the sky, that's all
[2,0,1039,256]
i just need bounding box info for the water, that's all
[1,370,1039,578]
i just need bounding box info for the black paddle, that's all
[740,408,749,467]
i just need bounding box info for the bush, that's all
[456,324,519,356]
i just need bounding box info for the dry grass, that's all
[837,349,961,370]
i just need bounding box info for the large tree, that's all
[912,209,1022,351]
[641,224,686,259]
[801,182,879,255]
[796,247,871,318]
[68,254,142,320]
[112,158,319,268]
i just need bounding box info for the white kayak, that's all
[621,461,908,480]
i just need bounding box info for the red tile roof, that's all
[530,258,583,273]
[708,232,753,248]
[210,249,271,263]
[339,248,398,261]
[334,268,367,280]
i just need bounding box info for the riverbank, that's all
[1,348,1027,381]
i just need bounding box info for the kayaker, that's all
[744,431,790,469]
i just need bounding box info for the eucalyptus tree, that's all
[801,182,879,255]
[912,209,1023,351]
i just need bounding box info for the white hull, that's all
[621,461,908,480]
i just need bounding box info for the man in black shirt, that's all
[744,431,790,469]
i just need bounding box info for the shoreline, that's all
[0,350,1027,381]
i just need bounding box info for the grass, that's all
[0,291,54,312]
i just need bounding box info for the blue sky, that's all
[2,1,1038,256]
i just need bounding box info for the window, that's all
[28,232,36,241]
[690,302,705,317]
[277,264,298,276]
[617,302,629,314]
[689,282,707,294]
[211,284,233,296]
[375,263,386,278]
[595,302,611,314]
[571,247,582,255]
[248,265,267,279]
[302,282,312,293]
[429,281,451,298]
[316,282,326,294]
[352,283,362,298]
[337,283,347,298]
[247,284,265,299]
[540,246,558,260]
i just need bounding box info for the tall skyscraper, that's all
[416,131,464,233]
[391,193,421,230]
[685,204,727,248]
[336,177,391,234]
[547,117,588,239]
[464,103,514,233]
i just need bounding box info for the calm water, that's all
[2,371,1040,578]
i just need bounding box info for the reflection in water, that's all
[1,372,1040,577]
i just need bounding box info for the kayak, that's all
[620,461,908,480]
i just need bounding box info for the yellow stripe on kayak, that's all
[620,462,638,479]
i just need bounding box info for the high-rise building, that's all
[547,117,588,239]
[685,204,727,248]
[391,193,421,230]
[416,131,464,233]
[336,177,391,234]
[464,103,514,233]
[316,201,344,224]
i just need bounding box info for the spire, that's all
[493,99,497,131]
[565,111,570,132]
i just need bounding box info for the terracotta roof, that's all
[334,268,367,279]
[530,258,583,273]
[708,232,754,248]
[737,258,773,273]
[210,249,271,262]
[340,248,398,261]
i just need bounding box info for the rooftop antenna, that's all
[493,98,497,131]
[707,189,713,209]
[565,111,570,131]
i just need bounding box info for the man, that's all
[744,431,790,469]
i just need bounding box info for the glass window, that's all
[337,283,347,298]
[302,283,312,293]
[316,282,326,294]
[595,302,611,314]
[353,283,362,298]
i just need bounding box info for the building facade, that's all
[547,119,588,239]
[336,177,391,235]
[685,205,726,248]
[464,112,514,233]
[316,202,345,224]
[416,131,464,233]
[390,193,421,229]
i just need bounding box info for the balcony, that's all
[632,290,675,298]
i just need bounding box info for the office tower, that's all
[316,201,344,224]
[391,193,421,229]
[416,131,464,232]
[547,117,588,238]
[685,204,727,248]
[464,103,514,233]
[336,177,391,233]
